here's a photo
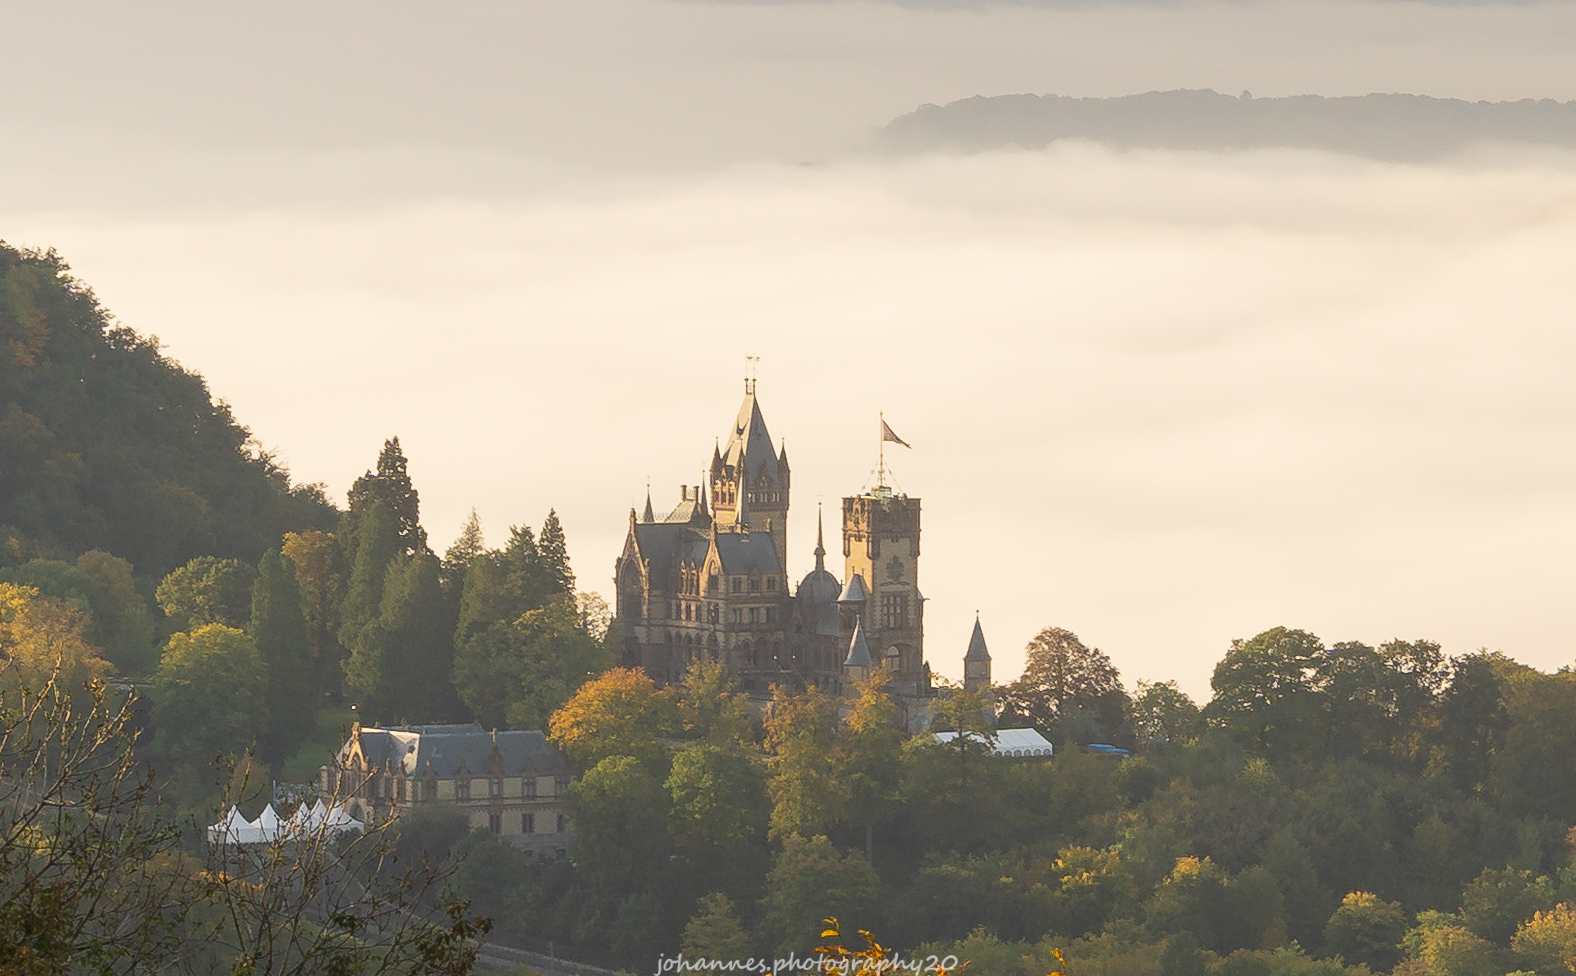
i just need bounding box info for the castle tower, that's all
[842,489,923,694]
[710,380,790,560]
[963,615,991,691]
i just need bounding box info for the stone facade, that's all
[614,382,946,728]
[321,723,574,857]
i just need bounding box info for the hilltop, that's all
[880,89,1576,160]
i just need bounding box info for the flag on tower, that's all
[881,419,911,448]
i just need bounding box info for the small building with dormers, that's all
[321,723,575,857]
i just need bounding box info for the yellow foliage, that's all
[1514,902,1576,974]
[0,582,112,691]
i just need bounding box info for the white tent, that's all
[322,803,362,835]
[206,806,256,845]
[254,803,284,842]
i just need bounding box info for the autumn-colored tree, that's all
[0,582,111,694]
[763,683,845,841]
[1512,903,1576,975]
[548,666,677,769]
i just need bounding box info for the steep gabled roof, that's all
[720,388,784,488]
[713,532,781,576]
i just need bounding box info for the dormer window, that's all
[766,577,777,591]
[490,778,502,797]
[749,577,761,593]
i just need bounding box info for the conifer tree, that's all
[338,498,398,663]
[444,509,485,581]
[251,548,316,765]
[341,437,427,566]
[538,509,575,594]
[345,551,458,723]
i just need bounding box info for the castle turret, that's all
[845,617,873,689]
[710,381,789,559]
[963,615,991,691]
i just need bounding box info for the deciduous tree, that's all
[151,624,267,771]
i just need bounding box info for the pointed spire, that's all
[699,476,710,518]
[965,614,990,662]
[845,617,873,667]
[736,479,750,530]
[814,504,827,572]
[838,573,867,604]
[779,438,790,469]
[642,485,655,523]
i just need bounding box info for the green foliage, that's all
[1132,679,1203,747]
[763,684,845,841]
[760,834,879,956]
[997,626,1129,747]
[343,551,458,723]
[0,244,335,581]
[538,509,575,594]
[562,755,671,899]
[338,496,398,654]
[682,893,754,963]
[1323,892,1406,971]
[453,594,612,731]
[343,437,427,561]
[250,548,315,765]
[1459,867,1557,945]
[675,656,752,747]
[156,556,256,631]
[151,623,267,771]
[281,528,347,697]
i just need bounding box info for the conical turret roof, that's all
[845,618,873,667]
[965,616,990,662]
[838,573,868,603]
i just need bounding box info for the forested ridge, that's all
[6,241,1576,976]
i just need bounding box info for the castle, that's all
[613,382,991,729]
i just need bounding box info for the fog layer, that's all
[7,145,1575,695]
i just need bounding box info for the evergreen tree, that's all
[345,552,458,723]
[342,438,426,562]
[538,509,575,594]
[250,548,316,765]
[338,497,398,655]
[443,508,485,585]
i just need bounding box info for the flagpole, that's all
[878,412,885,489]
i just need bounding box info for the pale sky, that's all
[3,0,1575,698]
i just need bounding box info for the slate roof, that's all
[965,618,991,662]
[838,573,868,603]
[347,724,569,779]
[845,619,873,667]
[632,522,693,577]
[722,390,785,487]
[714,532,781,576]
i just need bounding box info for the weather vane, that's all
[744,355,760,393]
